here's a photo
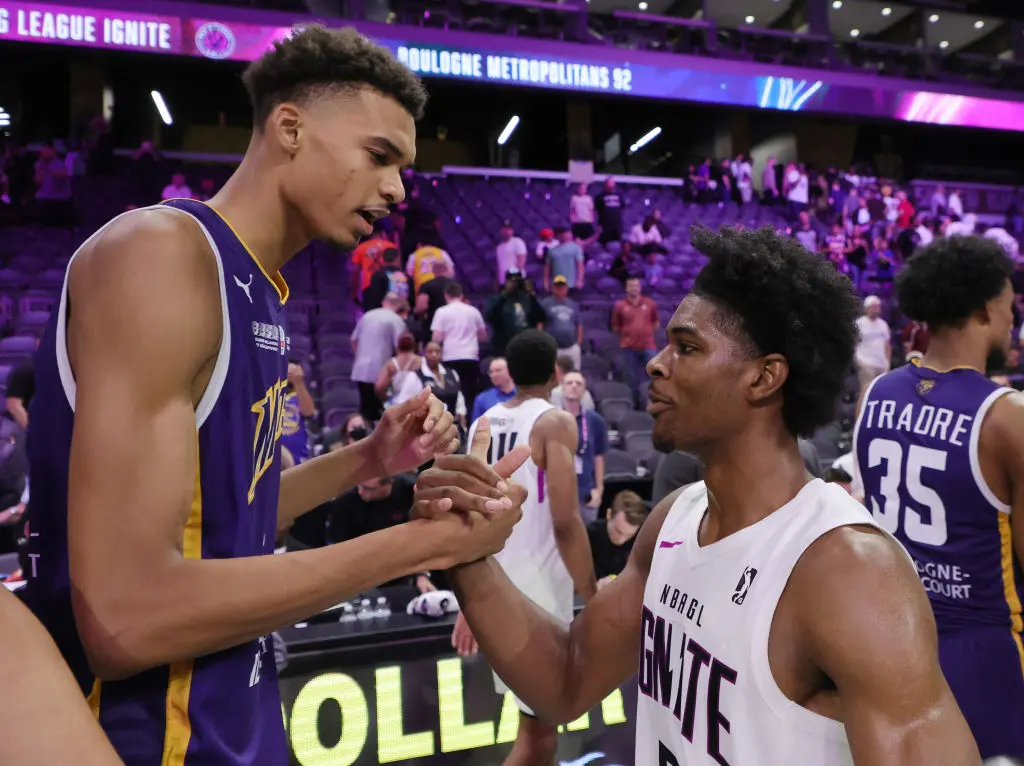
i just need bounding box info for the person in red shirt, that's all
[896,189,916,230]
[611,277,660,406]
[350,234,394,302]
[901,320,930,360]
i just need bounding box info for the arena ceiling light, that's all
[939,40,949,49]
[745,15,755,23]
[850,28,860,37]
[929,13,939,22]
[638,2,648,9]
[0,108,9,128]
[974,20,985,29]
[881,7,892,16]
[497,115,520,146]
[832,1,842,9]
[150,90,173,126]
[629,126,662,154]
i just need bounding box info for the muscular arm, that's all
[67,212,464,679]
[794,526,979,765]
[0,589,123,765]
[535,410,596,601]
[978,392,1024,569]
[451,487,679,722]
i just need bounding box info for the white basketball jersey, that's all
[468,398,573,623]
[636,479,881,766]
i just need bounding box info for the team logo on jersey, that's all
[731,566,758,605]
[251,321,290,355]
[195,21,236,60]
[917,379,935,395]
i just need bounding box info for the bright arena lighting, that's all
[0,108,9,128]
[832,1,842,9]
[939,40,949,49]
[629,126,662,154]
[850,28,860,37]
[496,115,520,146]
[974,20,985,29]
[150,90,173,126]
[881,7,892,16]
[929,13,939,22]
[745,15,755,24]
[638,1,648,9]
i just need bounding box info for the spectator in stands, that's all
[541,276,583,369]
[407,236,454,293]
[628,215,666,258]
[196,178,217,201]
[785,162,808,218]
[855,295,892,391]
[930,184,947,218]
[947,187,964,219]
[407,341,467,427]
[569,184,597,246]
[2,143,33,210]
[349,226,394,303]
[915,214,934,247]
[5,349,35,431]
[484,268,546,356]
[611,277,659,407]
[652,450,704,504]
[319,413,370,456]
[161,172,192,200]
[983,224,1020,260]
[643,251,663,288]
[398,184,440,259]
[715,158,733,205]
[405,292,431,348]
[34,146,73,226]
[594,177,623,246]
[431,282,486,416]
[946,213,977,238]
[896,189,915,229]
[280,362,315,465]
[761,156,778,204]
[826,222,849,259]
[694,158,711,202]
[791,210,818,252]
[561,371,607,523]
[362,246,410,311]
[550,356,595,411]
[1006,188,1023,236]
[351,294,407,422]
[535,227,556,262]
[418,260,457,327]
[733,153,754,204]
[470,357,516,423]
[588,489,646,586]
[495,220,527,288]
[375,331,422,409]
[544,226,584,292]
[854,195,872,229]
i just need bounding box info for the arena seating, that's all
[0,165,873,474]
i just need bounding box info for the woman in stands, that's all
[374,331,422,409]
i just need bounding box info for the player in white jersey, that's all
[429,226,979,764]
[454,329,597,765]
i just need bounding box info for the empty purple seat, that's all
[0,336,37,354]
[16,311,51,330]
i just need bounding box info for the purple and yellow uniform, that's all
[24,198,291,765]
[854,360,1024,759]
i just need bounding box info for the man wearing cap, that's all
[484,268,546,356]
[495,220,527,288]
[855,295,891,391]
[543,226,585,292]
[541,276,583,370]
[535,228,557,261]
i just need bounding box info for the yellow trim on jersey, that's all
[87,677,102,719]
[161,438,204,765]
[198,201,290,305]
[997,513,1024,676]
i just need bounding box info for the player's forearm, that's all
[451,557,580,721]
[82,520,446,679]
[554,516,597,600]
[277,439,378,526]
[293,382,316,417]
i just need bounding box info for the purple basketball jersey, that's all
[854,362,1024,635]
[25,199,291,765]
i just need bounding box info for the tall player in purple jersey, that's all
[854,235,1024,759]
[23,26,523,766]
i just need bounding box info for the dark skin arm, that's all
[787,525,979,764]
[450,487,680,722]
[976,390,1024,570]
[533,408,597,601]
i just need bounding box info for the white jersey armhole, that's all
[54,204,231,428]
[748,513,858,742]
[969,386,1014,514]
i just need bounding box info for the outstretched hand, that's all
[412,416,531,521]
[363,388,460,477]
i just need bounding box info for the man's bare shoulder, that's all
[71,207,212,286]
[982,389,1024,450]
[797,523,915,592]
[536,406,577,434]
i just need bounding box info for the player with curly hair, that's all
[440,225,979,765]
[856,235,1024,760]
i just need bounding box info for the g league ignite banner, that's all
[277,654,637,765]
[2,0,1024,131]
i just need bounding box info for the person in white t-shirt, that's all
[947,188,964,219]
[733,154,754,204]
[495,221,527,287]
[855,295,891,390]
[786,162,808,217]
[983,225,1020,260]
[161,172,192,200]
[431,281,488,418]
[569,183,596,243]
